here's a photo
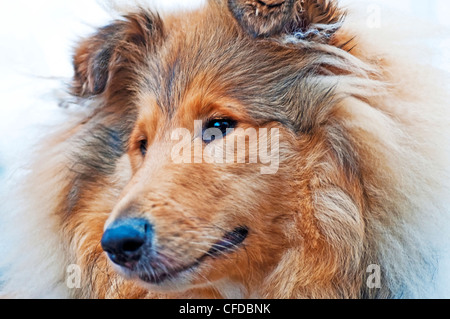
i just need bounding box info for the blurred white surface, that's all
[0,0,449,298]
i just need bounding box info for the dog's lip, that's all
[138,226,249,285]
[206,226,249,257]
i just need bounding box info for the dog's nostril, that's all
[101,218,153,267]
[121,238,145,253]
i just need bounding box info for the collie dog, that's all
[1,0,449,299]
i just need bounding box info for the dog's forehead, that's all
[136,12,310,126]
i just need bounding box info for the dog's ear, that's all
[227,0,344,40]
[72,11,164,98]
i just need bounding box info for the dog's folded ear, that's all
[71,11,165,98]
[227,0,344,40]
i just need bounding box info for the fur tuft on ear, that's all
[291,0,345,41]
[71,10,165,98]
[227,0,344,40]
[227,0,296,37]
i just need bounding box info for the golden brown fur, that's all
[1,0,449,299]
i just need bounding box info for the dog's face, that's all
[70,0,363,296]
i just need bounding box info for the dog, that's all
[1,0,449,299]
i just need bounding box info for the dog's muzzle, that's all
[101,218,249,285]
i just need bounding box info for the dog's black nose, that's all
[101,218,152,269]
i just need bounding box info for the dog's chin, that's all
[110,253,223,293]
[112,263,199,292]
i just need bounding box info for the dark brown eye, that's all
[139,139,148,157]
[203,118,237,143]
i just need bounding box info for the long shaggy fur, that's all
[0,0,449,299]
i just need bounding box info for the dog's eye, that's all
[139,139,148,157]
[203,118,237,143]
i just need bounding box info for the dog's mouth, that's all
[137,226,249,285]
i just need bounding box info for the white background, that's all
[0,0,449,297]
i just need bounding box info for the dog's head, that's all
[70,0,369,297]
